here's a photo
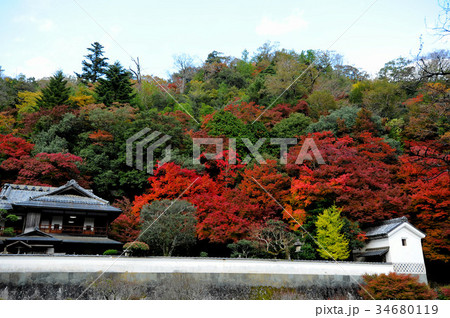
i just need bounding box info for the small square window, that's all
[402,238,407,246]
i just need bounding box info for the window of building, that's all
[402,238,407,246]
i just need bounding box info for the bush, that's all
[123,241,149,257]
[436,285,450,300]
[359,273,437,300]
[2,227,15,237]
[103,249,119,256]
[307,106,383,136]
[271,113,312,138]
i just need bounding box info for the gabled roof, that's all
[17,227,54,238]
[29,179,108,204]
[364,216,426,239]
[5,228,62,243]
[5,240,32,249]
[0,180,121,213]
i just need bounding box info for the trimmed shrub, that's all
[359,273,437,300]
[123,241,149,257]
[103,249,119,256]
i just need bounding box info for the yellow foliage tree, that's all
[315,205,350,260]
[16,91,41,114]
[0,112,16,134]
[69,84,95,107]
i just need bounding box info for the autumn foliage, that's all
[359,273,437,300]
[1,42,449,272]
[0,134,34,158]
[0,134,89,187]
[110,197,141,243]
[287,131,408,224]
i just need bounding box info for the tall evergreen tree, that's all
[95,62,135,106]
[76,42,108,83]
[36,70,70,109]
[315,205,350,260]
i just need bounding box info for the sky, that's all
[0,0,447,80]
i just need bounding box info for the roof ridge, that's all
[29,180,108,204]
[379,216,408,225]
[368,216,408,228]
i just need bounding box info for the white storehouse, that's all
[355,216,427,282]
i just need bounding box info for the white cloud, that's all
[256,10,307,36]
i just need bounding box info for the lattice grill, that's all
[393,263,426,274]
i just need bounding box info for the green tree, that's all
[205,50,225,64]
[227,239,258,258]
[95,62,135,106]
[36,70,70,109]
[139,200,197,256]
[315,205,350,260]
[76,42,109,83]
[306,90,337,120]
[349,80,406,118]
[271,112,312,138]
[0,77,16,111]
[265,52,317,103]
[0,73,38,111]
[0,208,19,237]
[362,80,406,119]
[378,57,416,82]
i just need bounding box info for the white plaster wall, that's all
[364,237,389,249]
[388,227,425,264]
[357,237,390,261]
[0,256,395,276]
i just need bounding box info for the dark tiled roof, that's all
[0,180,121,213]
[5,236,62,243]
[364,216,408,238]
[3,228,121,245]
[52,234,122,245]
[360,248,389,257]
[4,228,62,243]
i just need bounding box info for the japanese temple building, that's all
[0,180,122,254]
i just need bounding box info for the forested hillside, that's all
[0,42,448,279]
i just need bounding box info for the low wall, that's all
[0,256,395,287]
[0,256,425,299]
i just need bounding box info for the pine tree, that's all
[315,205,350,260]
[95,62,135,106]
[76,42,108,83]
[36,70,70,109]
